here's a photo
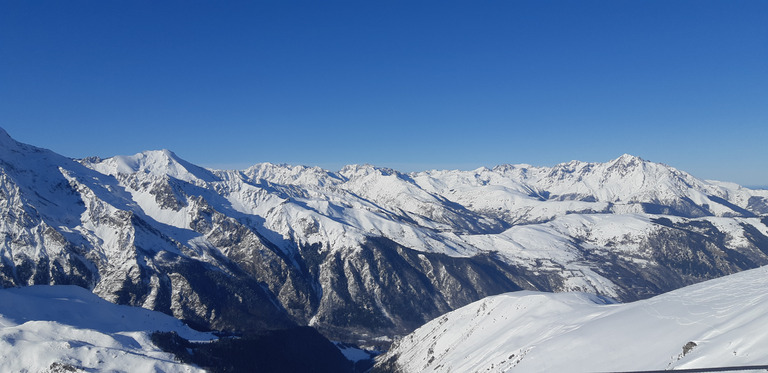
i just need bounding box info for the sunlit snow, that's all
[382,266,768,372]
[0,285,215,372]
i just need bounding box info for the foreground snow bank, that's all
[0,285,214,372]
[378,266,768,372]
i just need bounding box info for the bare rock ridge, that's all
[2,127,768,347]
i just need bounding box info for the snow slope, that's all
[0,285,214,372]
[378,265,768,372]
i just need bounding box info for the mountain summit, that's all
[91,149,217,182]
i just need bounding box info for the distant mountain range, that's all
[2,126,768,350]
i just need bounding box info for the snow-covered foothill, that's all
[0,285,215,372]
[379,266,768,372]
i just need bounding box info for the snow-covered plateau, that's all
[2,126,768,348]
[375,265,768,372]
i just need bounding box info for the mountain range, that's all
[2,126,768,350]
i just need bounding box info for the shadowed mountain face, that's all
[2,127,768,347]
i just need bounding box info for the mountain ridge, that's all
[81,145,768,220]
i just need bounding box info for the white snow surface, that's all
[383,265,768,372]
[0,285,214,372]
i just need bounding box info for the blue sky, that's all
[1,1,766,185]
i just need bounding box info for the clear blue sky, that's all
[1,1,766,186]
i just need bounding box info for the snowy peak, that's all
[89,149,216,183]
[604,153,652,176]
[243,162,342,187]
[610,153,645,166]
[0,127,52,159]
[0,128,114,227]
[548,153,650,180]
[514,154,726,212]
[339,163,402,179]
[414,155,768,220]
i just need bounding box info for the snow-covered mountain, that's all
[0,285,213,372]
[0,128,294,334]
[2,126,768,347]
[375,265,768,372]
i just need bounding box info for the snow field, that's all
[0,285,215,372]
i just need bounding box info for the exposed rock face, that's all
[310,238,528,342]
[2,127,768,346]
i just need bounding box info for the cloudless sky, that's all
[1,1,767,185]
